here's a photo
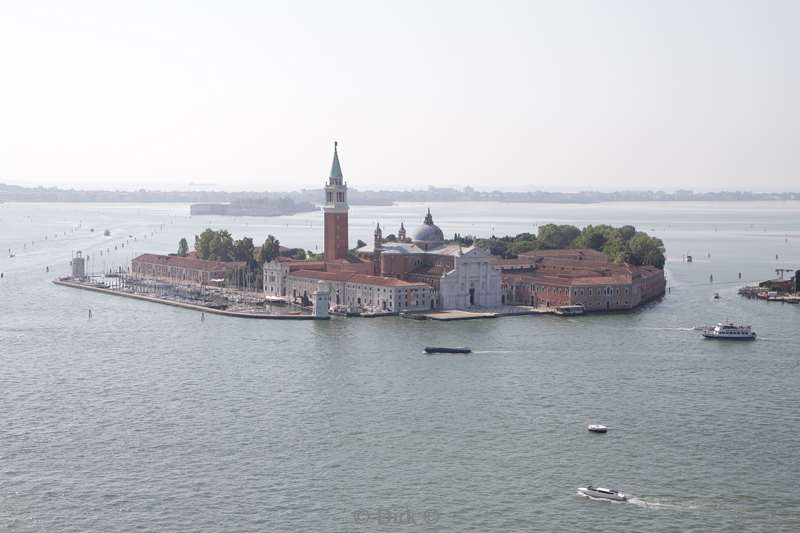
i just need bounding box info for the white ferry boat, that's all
[577,485,628,502]
[702,322,756,340]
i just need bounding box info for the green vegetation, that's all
[177,237,189,257]
[475,223,665,268]
[180,229,315,290]
[256,235,281,264]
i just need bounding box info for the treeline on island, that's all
[467,224,666,268]
[174,229,322,290]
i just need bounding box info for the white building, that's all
[437,246,503,309]
[357,209,504,310]
[264,265,433,313]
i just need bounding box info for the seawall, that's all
[52,279,325,320]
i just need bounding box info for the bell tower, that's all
[323,142,349,260]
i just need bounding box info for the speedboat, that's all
[424,347,471,354]
[588,424,607,433]
[578,485,628,502]
[702,322,756,340]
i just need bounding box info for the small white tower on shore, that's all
[72,251,86,279]
[313,281,330,318]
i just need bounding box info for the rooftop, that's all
[520,249,610,262]
[289,269,430,288]
[133,253,246,271]
[359,241,472,257]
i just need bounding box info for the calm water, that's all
[1,201,799,532]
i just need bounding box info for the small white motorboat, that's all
[588,424,607,433]
[578,485,628,502]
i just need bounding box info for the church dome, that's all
[412,208,444,244]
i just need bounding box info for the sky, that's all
[0,0,797,192]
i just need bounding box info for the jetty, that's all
[53,278,325,320]
[739,270,799,304]
[401,305,574,321]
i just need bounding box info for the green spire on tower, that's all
[330,141,343,180]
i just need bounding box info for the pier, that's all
[53,278,326,319]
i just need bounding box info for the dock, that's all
[53,279,325,319]
[407,306,555,321]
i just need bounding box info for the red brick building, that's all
[497,249,666,311]
[131,254,246,285]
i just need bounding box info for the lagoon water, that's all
[1,201,799,532]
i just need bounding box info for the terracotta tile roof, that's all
[132,253,245,272]
[503,270,632,287]
[289,269,429,288]
[290,269,354,282]
[569,275,633,286]
[520,248,610,262]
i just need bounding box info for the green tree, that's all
[306,250,324,260]
[257,235,281,264]
[233,237,255,262]
[618,225,636,241]
[574,224,613,251]
[286,248,306,260]
[356,239,367,248]
[536,224,581,249]
[194,229,235,261]
[476,238,510,258]
[177,237,189,257]
[601,232,631,263]
[627,233,666,268]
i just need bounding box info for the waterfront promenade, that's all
[52,279,323,320]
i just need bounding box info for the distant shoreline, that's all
[2,182,798,204]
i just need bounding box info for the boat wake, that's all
[627,497,680,509]
[627,327,698,332]
[578,492,693,510]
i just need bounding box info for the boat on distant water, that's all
[578,485,627,502]
[702,322,756,340]
[424,347,471,354]
[713,292,720,299]
[588,424,607,433]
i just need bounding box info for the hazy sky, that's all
[0,1,797,192]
